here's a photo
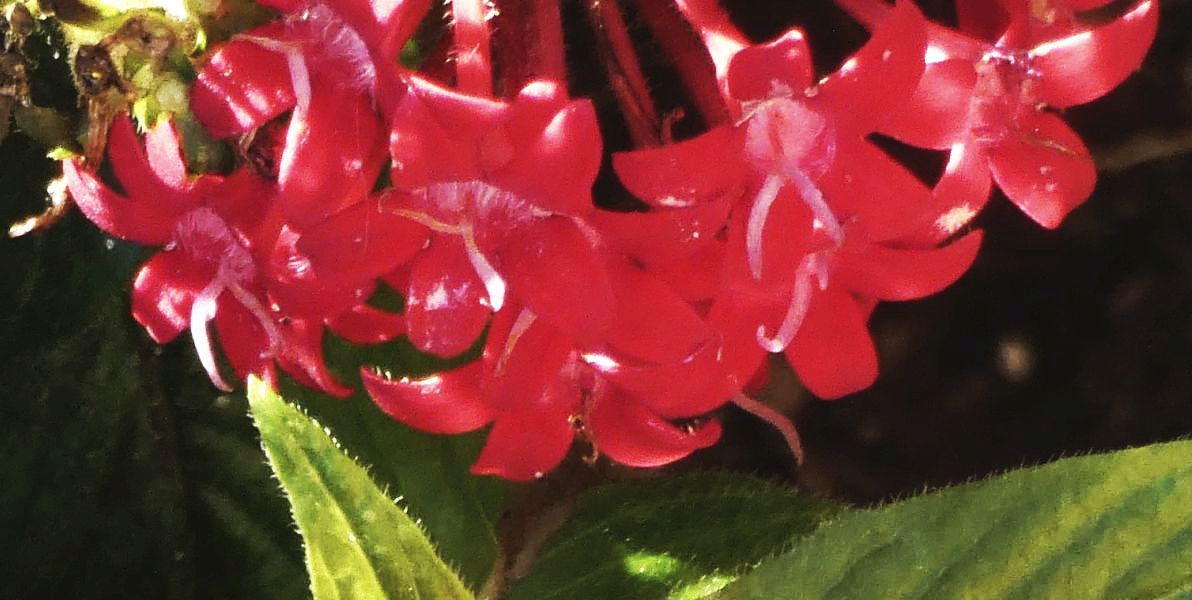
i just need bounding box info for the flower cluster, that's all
[63,0,1157,480]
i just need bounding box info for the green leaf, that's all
[278,330,508,589]
[247,378,474,600]
[508,473,841,600]
[717,441,1192,599]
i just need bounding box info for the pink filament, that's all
[190,279,233,392]
[746,175,785,280]
[779,162,844,246]
[495,307,537,375]
[390,195,510,312]
[732,392,804,465]
[757,253,819,353]
[462,226,506,311]
[239,36,312,185]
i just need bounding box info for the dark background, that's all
[2,0,1190,596]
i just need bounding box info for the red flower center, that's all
[391,180,552,311]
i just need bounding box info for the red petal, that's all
[408,76,509,139]
[214,290,350,397]
[405,240,491,358]
[265,227,375,319]
[705,288,774,387]
[298,196,430,285]
[213,297,272,386]
[481,306,576,413]
[784,286,878,399]
[589,391,722,468]
[986,110,1095,228]
[726,28,815,102]
[327,305,406,344]
[471,407,575,481]
[204,169,276,235]
[386,77,507,187]
[602,261,712,364]
[362,364,493,434]
[62,160,179,244]
[107,115,194,204]
[880,59,978,149]
[588,198,730,267]
[495,218,614,342]
[956,0,1010,40]
[277,80,387,228]
[504,80,569,135]
[191,39,296,138]
[612,126,744,208]
[494,98,602,217]
[835,231,983,301]
[275,318,354,398]
[898,141,993,246]
[131,250,211,343]
[819,139,935,242]
[143,118,188,189]
[1029,0,1158,108]
[913,141,993,244]
[390,93,483,188]
[814,0,928,133]
[651,241,725,302]
[594,341,740,419]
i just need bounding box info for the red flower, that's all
[190,12,391,229]
[63,115,358,395]
[252,0,430,67]
[857,0,1159,228]
[613,0,982,398]
[303,78,614,357]
[361,260,728,480]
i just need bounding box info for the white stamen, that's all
[757,253,819,353]
[190,280,232,392]
[241,35,312,184]
[746,175,785,280]
[462,227,506,311]
[279,53,312,184]
[780,163,844,246]
[286,53,312,114]
[388,208,465,235]
[496,308,537,375]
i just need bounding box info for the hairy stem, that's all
[533,0,567,84]
[585,0,661,146]
[631,0,728,127]
[452,0,493,95]
[672,0,748,86]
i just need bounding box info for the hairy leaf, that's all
[717,441,1192,599]
[248,379,473,600]
[508,473,840,600]
[280,328,507,589]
